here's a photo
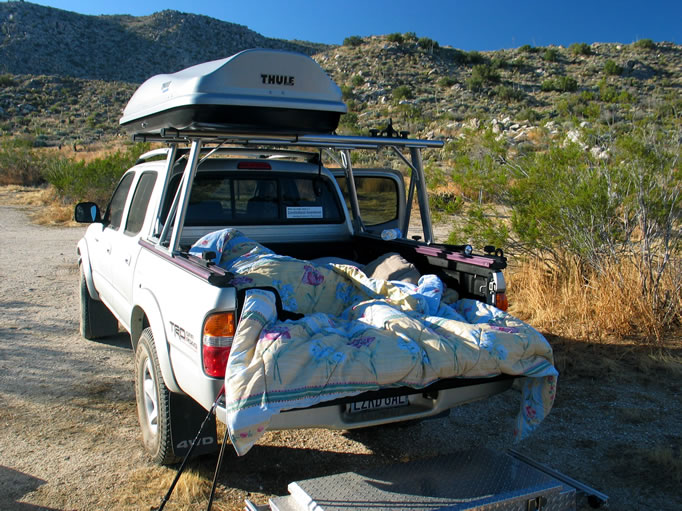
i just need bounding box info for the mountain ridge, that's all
[0,2,680,148]
[0,2,327,82]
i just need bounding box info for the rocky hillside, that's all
[0,2,326,82]
[0,2,680,148]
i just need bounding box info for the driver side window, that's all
[103,173,135,230]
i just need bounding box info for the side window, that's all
[336,176,399,226]
[103,172,135,230]
[124,171,157,236]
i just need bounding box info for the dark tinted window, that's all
[172,172,344,226]
[103,172,135,230]
[335,175,399,226]
[125,171,157,236]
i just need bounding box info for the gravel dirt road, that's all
[1,198,680,510]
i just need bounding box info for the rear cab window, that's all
[163,170,344,227]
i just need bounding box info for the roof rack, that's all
[132,127,443,151]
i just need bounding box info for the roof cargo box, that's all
[119,49,347,136]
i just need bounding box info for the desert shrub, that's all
[343,35,363,47]
[438,76,456,87]
[597,79,632,103]
[465,51,486,64]
[0,74,17,87]
[42,143,150,204]
[633,38,655,50]
[569,42,593,56]
[494,85,524,102]
[351,75,364,87]
[338,112,361,134]
[0,137,46,186]
[518,108,543,122]
[467,64,501,91]
[448,120,682,342]
[490,57,508,69]
[519,44,537,54]
[603,60,623,76]
[403,32,418,42]
[418,37,439,51]
[542,48,560,62]
[541,76,578,92]
[386,33,404,44]
[392,85,413,102]
[340,84,354,101]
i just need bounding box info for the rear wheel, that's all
[79,265,118,340]
[135,328,180,465]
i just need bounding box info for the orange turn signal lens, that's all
[203,312,235,338]
[495,292,509,311]
[202,312,236,378]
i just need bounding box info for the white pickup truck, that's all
[75,49,511,465]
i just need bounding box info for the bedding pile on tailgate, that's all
[190,229,558,455]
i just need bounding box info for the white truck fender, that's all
[77,238,100,301]
[131,287,183,394]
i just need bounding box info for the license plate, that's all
[346,395,409,414]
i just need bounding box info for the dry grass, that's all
[507,256,682,348]
[0,185,78,225]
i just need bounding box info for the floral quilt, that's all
[190,229,558,455]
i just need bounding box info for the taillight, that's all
[495,292,509,311]
[202,312,235,378]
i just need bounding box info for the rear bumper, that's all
[216,375,515,430]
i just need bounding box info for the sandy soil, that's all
[0,199,680,510]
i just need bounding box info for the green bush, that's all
[633,38,655,50]
[42,143,150,204]
[403,32,418,42]
[0,74,17,87]
[343,35,363,47]
[467,64,501,91]
[603,60,623,76]
[338,112,361,134]
[569,42,593,56]
[418,37,439,51]
[438,76,456,88]
[351,75,365,88]
[542,48,560,62]
[386,33,404,44]
[541,76,578,92]
[465,51,486,64]
[340,84,354,101]
[0,137,45,186]
[494,85,524,102]
[518,108,543,122]
[519,44,537,53]
[392,85,413,102]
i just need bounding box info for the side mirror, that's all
[74,202,101,223]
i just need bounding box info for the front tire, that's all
[135,328,180,465]
[79,265,118,340]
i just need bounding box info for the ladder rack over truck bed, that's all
[74,48,605,510]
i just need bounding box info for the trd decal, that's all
[169,321,197,350]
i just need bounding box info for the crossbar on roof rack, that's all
[132,128,444,150]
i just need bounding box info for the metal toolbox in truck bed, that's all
[119,48,347,135]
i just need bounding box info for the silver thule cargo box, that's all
[119,48,347,135]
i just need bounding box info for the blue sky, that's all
[22,0,682,51]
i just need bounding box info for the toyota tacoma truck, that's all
[74,49,514,465]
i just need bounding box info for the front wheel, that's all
[134,328,180,465]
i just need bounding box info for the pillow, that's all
[362,252,420,284]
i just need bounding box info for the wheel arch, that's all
[77,238,99,301]
[132,290,182,394]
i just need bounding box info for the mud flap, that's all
[169,393,218,458]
